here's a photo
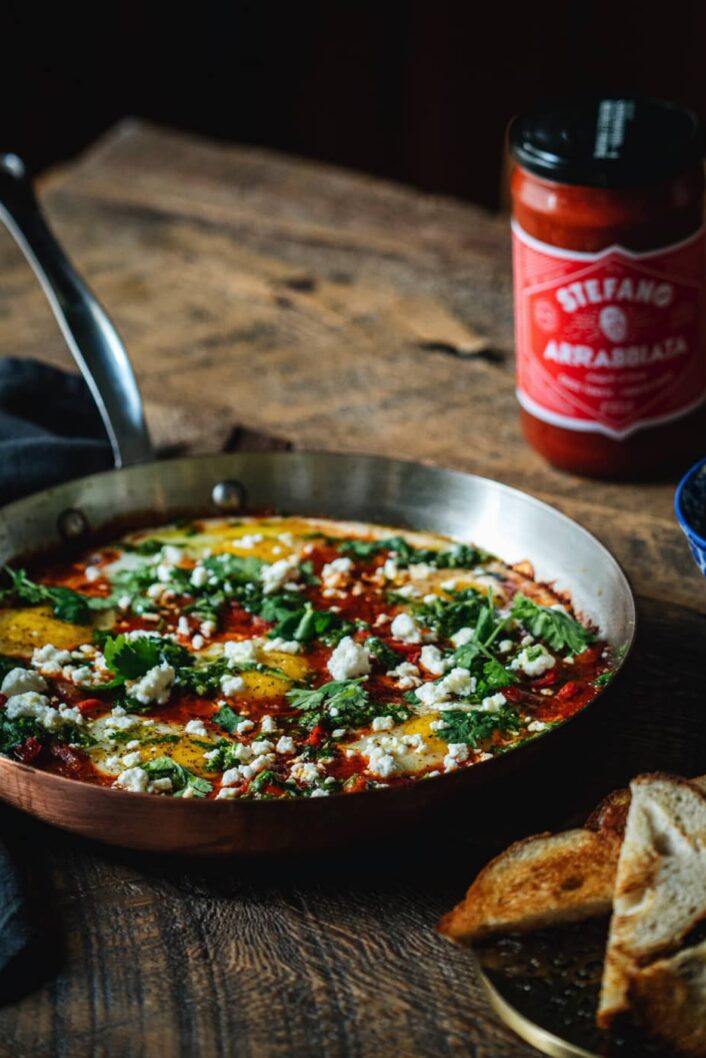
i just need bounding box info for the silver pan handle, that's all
[0,153,153,468]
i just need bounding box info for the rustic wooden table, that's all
[0,120,704,1058]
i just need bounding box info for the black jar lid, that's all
[509,97,704,188]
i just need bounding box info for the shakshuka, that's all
[0,516,614,800]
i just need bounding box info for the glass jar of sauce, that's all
[509,98,705,478]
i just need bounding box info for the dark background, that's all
[4,0,706,210]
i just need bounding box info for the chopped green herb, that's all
[365,636,404,669]
[0,567,92,624]
[436,707,520,747]
[213,703,242,734]
[511,594,595,655]
[141,756,213,797]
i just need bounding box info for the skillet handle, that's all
[0,153,153,468]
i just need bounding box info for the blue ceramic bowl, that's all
[675,456,706,576]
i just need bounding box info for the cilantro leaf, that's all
[511,594,595,655]
[141,756,213,797]
[365,636,404,669]
[213,703,242,734]
[337,536,489,569]
[0,567,92,624]
[287,679,410,729]
[413,588,484,639]
[98,634,190,690]
[436,707,520,747]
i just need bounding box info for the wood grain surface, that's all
[0,120,705,1058]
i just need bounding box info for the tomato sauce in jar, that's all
[509,98,706,478]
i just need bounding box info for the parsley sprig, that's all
[510,594,595,655]
[0,567,96,624]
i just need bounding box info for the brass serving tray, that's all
[474,920,670,1058]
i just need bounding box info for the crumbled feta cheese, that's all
[498,639,514,654]
[221,766,243,787]
[261,637,301,654]
[117,594,132,611]
[395,584,420,599]
[200,621,216,639]
[31,643,72,676]
[126,662,175,705]
[177,616,190,636]
[386,660,421,690]
[223,639,260,664]
[1,667,47,696]
[126,739,140,750]
[242,754,275,779]
[147,583,164,600]
[191,634,205,650]
[520,634,535,647]
[105,711,139,732]
[84,564,101,582]
[419,645,449,676]
[382,558,398,580]
[368,750,397,778]
[216,787,238,799]
[181,787,195,798]
[236,533,264,548]
[423,594,437,604]
[327,636,371,681]
[220,674,245,696]
[371,715,394,731]
[66,665,93,685]
[440,578,458,592]
[443,754,459,772]
[190,564,209,588]
[204,748,220,762]
[451,627,474,647]
[122,751,142,768]
[511,644,556,677]
[260,556,299,594]
[251,739,274,755]
[321,556,353,585]
[4,692,60,729]
[332,728,346,738]
[390,612,422,644]
[150,777,173,792]
[236,719,254,735]
[185,719,208,737]
[114,767,149,793]
[479,692,507,712]
[415,666,476,708]
[310,788,329,798]
[58,703,83,725]
[527,719,548,732]
[161,545,183,565]
[156,563,174,583]
[260,715,277,734]
[290,761,322,785]
[446,742,470,762]
[275,735,295,754]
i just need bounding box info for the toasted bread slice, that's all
[598,774,706,1030]
[438,827,621,944]
[628,939,706,1056]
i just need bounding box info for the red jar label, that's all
[512,222,706,439]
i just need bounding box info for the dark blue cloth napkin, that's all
[0,356,112,504]
[0,357,110,994]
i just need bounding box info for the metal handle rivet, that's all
[57,508,89,539]
[211,480,246,511]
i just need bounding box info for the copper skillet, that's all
[0,155,636,856]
